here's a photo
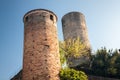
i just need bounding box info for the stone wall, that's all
[22,9,61,80]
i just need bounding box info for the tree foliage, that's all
[74,47,120,79]
[90,48,120,78]
[59,38,89,80]
[60,68,88,80]
[59,38,120,79]
[60,38,89,58]
[59,38,90,67]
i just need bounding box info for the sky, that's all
[0,0,120,80]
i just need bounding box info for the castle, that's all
[11,9,90,80]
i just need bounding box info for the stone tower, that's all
[62,12,91,67]
[22,9,61,80]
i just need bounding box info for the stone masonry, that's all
[62,12,90,49]
[22,9,61,80]
[62,12,91,67]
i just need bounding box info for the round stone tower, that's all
[62,12,91,67]
[62,12,90,49]
[22,9,60,80]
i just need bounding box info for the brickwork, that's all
[62,12,91,67]
[22,9,61,80]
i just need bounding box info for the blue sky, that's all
[0,0,120,80]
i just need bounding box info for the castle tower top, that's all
[23,9,58,23]
[62,11,84,20]
[62,11,90,49]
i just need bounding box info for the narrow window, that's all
[50,15,53,21]
[119,49,120,52]
[25,16,28,22]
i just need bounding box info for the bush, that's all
[60,68,88,80]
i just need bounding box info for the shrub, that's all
[60,68,88,80]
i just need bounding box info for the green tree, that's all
[91,48,120,78]
[60,68,88,80]
[91,47,110,76]
[115,53,120,78]
[59,41,67,67]
[59,38,90,67]
[107,50,118,75]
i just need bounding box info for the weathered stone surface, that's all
[62,12,90,49]
[62,12,91,67]
[22,9,61,80]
